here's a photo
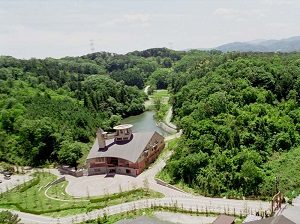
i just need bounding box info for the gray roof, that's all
[87,131,161,163]
[213,215,235,224]
[245,215,296,224]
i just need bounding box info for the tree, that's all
[58,141,85,169]
[0,211,20,224]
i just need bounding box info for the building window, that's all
[95,158,105,163]
[126,169,131,174]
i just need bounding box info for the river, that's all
[121,111,170,137]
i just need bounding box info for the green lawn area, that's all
[150,89,171,121]
[0,172,163,218]
[151,89,170,98]
[154,138,179,166]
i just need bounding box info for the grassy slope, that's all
[0,172,163,217]
[265,147,300,199]
[151,90,171,121]
[157,146,300,199]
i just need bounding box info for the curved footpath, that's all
[144,85,150,95]
[2,197,269,224]
[164,106,177,130]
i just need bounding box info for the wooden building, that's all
[86,124,165,176]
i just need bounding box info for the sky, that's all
[0,0,299,59]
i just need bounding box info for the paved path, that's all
[144,85,150,95]
[4,197,270,224]
[164,106,177,130]
[0,172,32,194]
[165,129,182,141]
[282,196,300,223]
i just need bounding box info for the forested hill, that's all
[216,36,300,52]
[0,48,182,167]
[161,51,300,199]
[1,49,300,199]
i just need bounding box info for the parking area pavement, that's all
[0,173,32,194]
[65,173,145,197]
[65,152,190,198]
[282,196,300,224]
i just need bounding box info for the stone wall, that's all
[58,166,84,177]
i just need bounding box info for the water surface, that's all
[121,111,169,136]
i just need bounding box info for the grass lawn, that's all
[150,89,171,122]
[0,172,163,218]
[152,89,170,98]
[153,138,179,166]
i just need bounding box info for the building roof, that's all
[245,215,296,224]
[87,131,160,163]
[243,215,262,223]
[213,215,235,224]
[113,124,133,130]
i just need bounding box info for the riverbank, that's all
[143,88,179,134]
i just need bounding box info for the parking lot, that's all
[0,173,32,194]
[65,173,143,197]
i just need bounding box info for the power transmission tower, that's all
[90,39,95,53]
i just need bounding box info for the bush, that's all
[90,189,142,203]
[19,177,40,192]
[0,210,20,224]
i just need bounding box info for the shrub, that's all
[19,177,40,193]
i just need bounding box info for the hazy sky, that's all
[0,0,299,59]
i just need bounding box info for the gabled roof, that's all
[245,215,296,224]
[87,131,162,163]
[213,215,235,224]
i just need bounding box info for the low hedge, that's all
[90,189,144,203]
[19,177,40,193]
[0,202,100,215]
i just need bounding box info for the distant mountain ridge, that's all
[215,36,300,52]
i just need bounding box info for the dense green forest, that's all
[161,51,300,199]
[0,49,182,167]
[1,48,300,199]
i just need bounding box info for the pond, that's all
[121,111,170,137]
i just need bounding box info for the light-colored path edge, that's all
[2,196,270,224]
